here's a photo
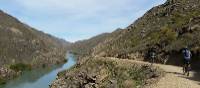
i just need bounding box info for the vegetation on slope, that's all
[0,78,6,85]
[50,57,163,88]
[0,10,69,84]
[9,63,32,71]
[51,0,200,87]
[0,10,70,66]
[68,0,200,68]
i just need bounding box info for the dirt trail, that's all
[149,64,200,88]
[110,57,200,88]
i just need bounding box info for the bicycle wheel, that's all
[187,70,189,76]
[183,66,185,75]
[183,64,187,75]
[186,64,190,76]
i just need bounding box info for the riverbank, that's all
[0,49,68,85]
[0,67,19,85]
[0,10,71,85]
[50,57,164,88]
[0,53,76,88]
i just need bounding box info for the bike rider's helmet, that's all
[184,46,189,50]
[186,46,188,49]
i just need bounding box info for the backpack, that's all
[150,51,156,58]
[183,49,191,59]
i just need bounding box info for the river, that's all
[0,53,76,88]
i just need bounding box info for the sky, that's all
[0,0,166,42]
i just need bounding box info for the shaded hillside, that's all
[69,0,200,67]
[0,10,69,67]
[0,10,69,83]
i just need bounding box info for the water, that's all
[0,53,76,88]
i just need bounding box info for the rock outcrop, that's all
[50,57,164,88]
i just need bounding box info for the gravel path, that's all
[148,64,200,88]
[110,58,200,88]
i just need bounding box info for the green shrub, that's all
[171,10,200,28]
[0,77,6,85]
[160,26,177,42]
[10,63,32,71]
[57,70,66,77]
[148,25,177,45]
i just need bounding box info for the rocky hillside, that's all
[51,0,200,87]
[69,0,200,67]
[50,57,163,88]
[0,10,69,83]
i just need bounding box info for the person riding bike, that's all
[150,47,156,64]
[182,47,192,76]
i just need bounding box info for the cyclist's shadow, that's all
[166,72,183,75]
[178,71,200,85]
[187,71,200,84]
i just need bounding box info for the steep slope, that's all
[70,0,200,67]
[51,0,200,87]
[96,0,200,62]
[0,10,68,67]
[0,10,69,83]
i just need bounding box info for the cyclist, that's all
[150,47,156,64]
[182,46,192,76]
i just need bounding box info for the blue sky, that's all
[0,0,166,42]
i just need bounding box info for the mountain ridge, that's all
[0,10,70,83]
[69,0,200,67]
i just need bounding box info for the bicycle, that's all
[150,56,155,65]
[183,61,191,76]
